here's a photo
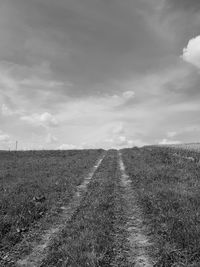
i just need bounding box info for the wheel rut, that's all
[16,153,106,267]
[118,151,153,267]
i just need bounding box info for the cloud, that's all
[122,91,135,99]
[164,0,200,13]
[102,123,146,148]
[46,133,58,144]
[105,136,145,148]
[39,113,58,126]
[159,138,181,145]
[0,1,200,150]
[21,112,58,128]
[0,133,10,142]
[0,0,173,96]
[167,131,177,138]
[112,123,124,135]
[115,136,133,147]
[0,60,70,113]
[1,104,14,116]
[105,135,133,147]
[58,144,78,150]
[109,90,135,107]
[0,130,12,150]
[158,132,180,145]
[19,77,64,88]
[182,36,200,68]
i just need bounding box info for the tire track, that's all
[16,152,106,267]
[118,151,153,267]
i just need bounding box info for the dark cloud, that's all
[157,0,200,57]
[1,0,200,149]
[164,71,200,101]
[0,0,172,97]
[165,0,200,12]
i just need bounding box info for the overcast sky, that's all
[0,0,200,150]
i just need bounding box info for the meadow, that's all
[163,143,200,152]
[122,146,200,266]
[1,146,200,266]
[0,149,103,254]
[41,150,130,267]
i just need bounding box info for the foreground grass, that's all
[0,149,103,252]
[122,146,200,266]
[41,150,129,267]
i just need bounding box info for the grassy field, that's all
[41,150,129,267]
[1,146,200,266]
[122,146,200,266]
[161,143,200,152]
[0,149,103,253]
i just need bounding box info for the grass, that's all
[164,143,200,152]
[0,149,103,252]
[2,146,200,266]
[41,150,129,267]
[121,146,200,266]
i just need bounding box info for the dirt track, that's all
[118,151,153,267]
[16,153,106,267]
[1,150,155,266]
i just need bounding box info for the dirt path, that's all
[16,153,106,267]
[118,151,153,267]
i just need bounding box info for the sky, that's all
[0,0,200,150]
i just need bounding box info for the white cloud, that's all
[104,135,145,148]
[46,133,58,144]
[122,90,135,99]
[116,135,133,147]
[112,123,124,135]
[39,112,58,126]
[0,58,197,150]
[21,112,58,128]
[182,125,200,133]
[108,123,134,147]
[0,133,10,142]
[182,36,200,68]
[58,144,78,150]
[19,77,64,88]
[159,138,181,145]
[1,103,24,117]
[101,123,146,148]
[0,130,12,150]
[1,104,14,116]
[167,131,177,138]
[109,90,135,107]
[0,61,70,114]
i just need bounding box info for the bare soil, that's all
[118,151,153,267]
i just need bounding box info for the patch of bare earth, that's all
[118,152,153,267]
[4,153,106,267]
